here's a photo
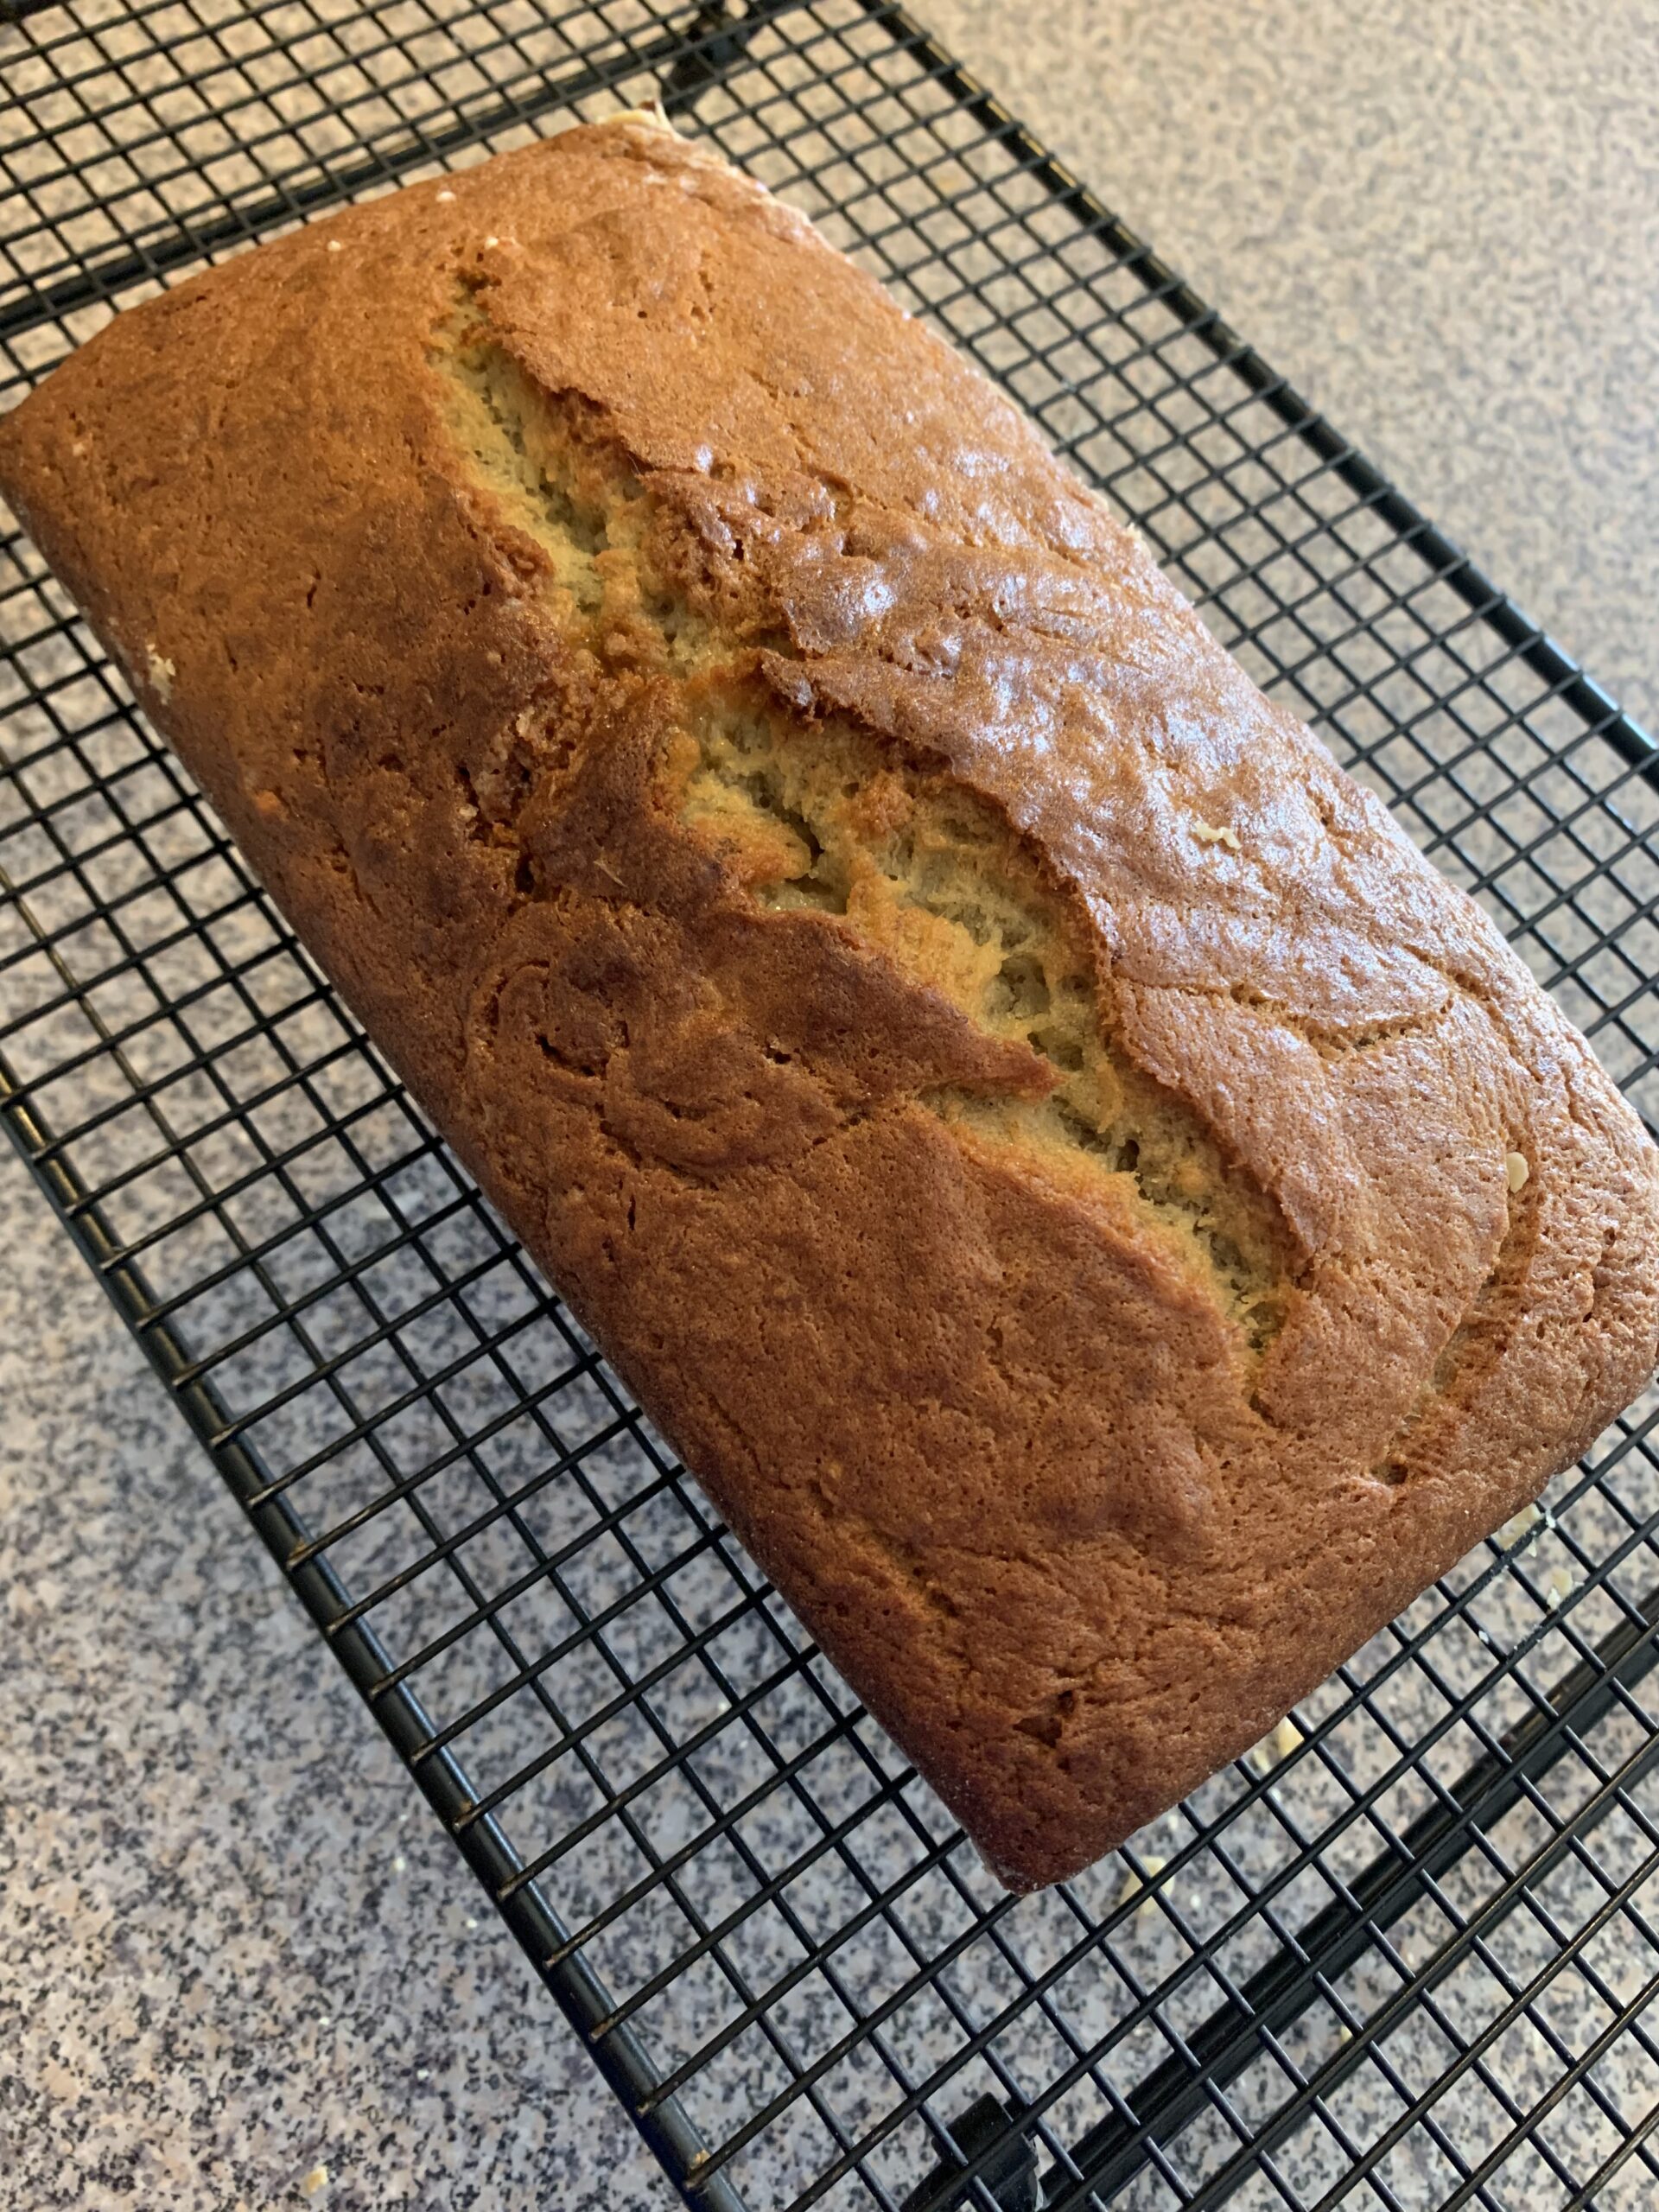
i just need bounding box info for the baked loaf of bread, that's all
[3,115,1656,1890]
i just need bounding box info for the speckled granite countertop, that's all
[3,5,1656,2209]
[0,1143,667,2212]
[924,0,1659,737]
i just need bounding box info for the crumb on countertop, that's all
[1499,1500,1543,1548]
[1249,1713,1304,1771]
[1117,1852,1166,1914]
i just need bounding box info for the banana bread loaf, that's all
[3,114,1655,1890]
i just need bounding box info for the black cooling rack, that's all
[4,4,1659,2208]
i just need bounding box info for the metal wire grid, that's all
[3,3,1659,2208]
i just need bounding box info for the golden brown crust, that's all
[3,118,1656,1889]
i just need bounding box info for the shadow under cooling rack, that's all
[3,4,1659,2209]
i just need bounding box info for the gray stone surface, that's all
[918,0,1659,734]
[0,1141,670,2212]
[3,5,1657,2210]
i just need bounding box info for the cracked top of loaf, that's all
[3,114,1656,1888]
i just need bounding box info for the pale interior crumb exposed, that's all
[435,325,1293,1352]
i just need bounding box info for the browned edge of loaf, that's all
[1,115,1655,1891]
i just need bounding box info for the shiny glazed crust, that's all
[3,118,1656,1889]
